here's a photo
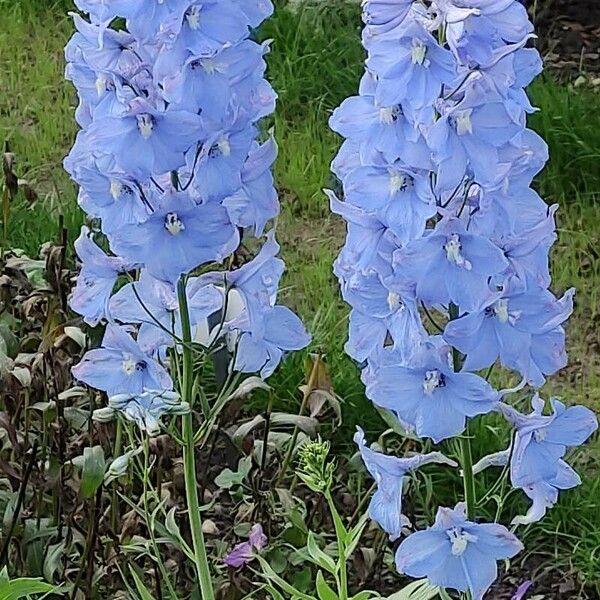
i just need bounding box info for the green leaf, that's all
[264,584,286,600]
[42,541,64,583]
[0,576,64,599]
[384,579,439,600]
[80,446,106,499]
[129,567,157,600]
[345,513,368,558]
[214,455,252,489]
[306,532,337,574]
[350,592,379,600]
[255,555,315,600]
[315,571,339,600]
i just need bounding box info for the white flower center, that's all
[379,105,402,125]
[455,109,473,136]
[165,212,185,235]
[494,299,509,323]
[389,170,409,195]
[423,370,444,395]
[210,137,231,158]
[448,528,478,556]
[95,74,108,97]
[137,114,154,139]
[201,58,216,74]
[387,291,403,311]
[445,234,472,270]
[186,5,201,29]
[122,355,137,376]
[534,428,547,443]
[110,180,123,200]
[411,40,428,66]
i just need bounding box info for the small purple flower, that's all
[224,523,267,568]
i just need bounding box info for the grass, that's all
[2,0,600,592]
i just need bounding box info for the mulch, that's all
[536,0,600,76]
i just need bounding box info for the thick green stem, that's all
[177,278,215,600]
[449,303,476,520]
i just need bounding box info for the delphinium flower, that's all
[330,1,597,597]
[66,0,310,430]
[65,3,309,595]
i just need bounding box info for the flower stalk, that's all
[178,278,214,600]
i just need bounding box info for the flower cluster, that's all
[66,0,310,432]
[330,1,597,598]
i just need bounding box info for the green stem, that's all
[110,420,123,533]
[177,278,215,600]
[460,434,476,520]
[325,492,348,600]
[449,303,476,520]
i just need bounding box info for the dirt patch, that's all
[537,0,600,76]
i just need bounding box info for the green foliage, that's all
[0,567,64,599]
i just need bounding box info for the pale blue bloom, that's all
[364,340,498,442]
[444,284,574,387]
[72,325,172,396]
[110,193,239,283]
[396,503,523,600]
[393,217,509,312]
[367,20,456,113]
[233,305,311,378]
[501,396,597,524]
[81,104,205,178]
[70,226,136,326]
[109,389,189,436]
[355,427,457,540]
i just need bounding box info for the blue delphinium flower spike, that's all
[67,0,309,430]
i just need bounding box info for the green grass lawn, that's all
[2,0,600,592]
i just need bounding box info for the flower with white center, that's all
[164,212,185,235]
[423,369,444,394]
[136,114,154,139]
[445,234,472,270]
[411,40,428,66]
[454,109,473,136]
[447,527,478,556]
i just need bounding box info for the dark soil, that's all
[536,0,600,76]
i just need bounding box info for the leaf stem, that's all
[177,277,215,600]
